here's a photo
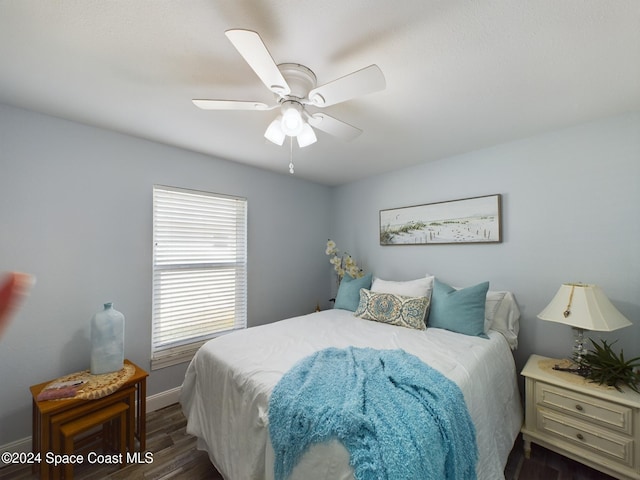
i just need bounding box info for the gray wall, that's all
[331,112,640,374]
[0,103,332,445]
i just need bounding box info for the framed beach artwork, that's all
[379,194,502,245]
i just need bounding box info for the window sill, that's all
[151,342,204,370]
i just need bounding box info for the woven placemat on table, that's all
[39,363,135,401]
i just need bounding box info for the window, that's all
[151,185,247,369]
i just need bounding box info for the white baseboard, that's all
[146,386,181,412]
[0,387,182,466]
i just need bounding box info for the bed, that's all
[180,278,523,480]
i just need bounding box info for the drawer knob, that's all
[575,404,584,411]
[576,433,585,441]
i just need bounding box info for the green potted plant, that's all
[576,339,640,393]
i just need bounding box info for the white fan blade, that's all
[308,65,385,107]
[225,29,291,96]
[192,99,274,110]
[308,112,362,141]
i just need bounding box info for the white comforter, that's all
[180,309,523,480]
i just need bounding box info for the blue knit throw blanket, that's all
[268,347,477,480]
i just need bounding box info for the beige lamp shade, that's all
[537,283,632,331]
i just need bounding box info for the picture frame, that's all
[379,194,502,245]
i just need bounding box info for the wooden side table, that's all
[30,359,148,480]
[521,354,640,480]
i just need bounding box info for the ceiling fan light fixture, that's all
[297,123,317,148]
[280,101,304,136]
[264,116,285,145]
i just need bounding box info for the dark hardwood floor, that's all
[504,436,617,480]
[1,403,617,479]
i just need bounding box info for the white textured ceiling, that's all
[1,1,638,186]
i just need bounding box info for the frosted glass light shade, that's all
[281,103,304,136]
[264,116,285,145]
[537,283,632,331]
[296,123,317,148]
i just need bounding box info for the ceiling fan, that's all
[193,29,386,148]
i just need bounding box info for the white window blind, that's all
[152,185,247,369]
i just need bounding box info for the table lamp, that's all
[537,283,632,363]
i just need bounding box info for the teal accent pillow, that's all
[354,289,429,330]
[334,273,372,311]
[428,279,489,338]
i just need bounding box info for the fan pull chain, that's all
[288,136,295,175]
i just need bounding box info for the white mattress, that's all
[180,309,523,480]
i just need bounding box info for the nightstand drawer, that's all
[537,407,634,468]
[536,381,633,434]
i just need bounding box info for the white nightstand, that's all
[521,354,640,480]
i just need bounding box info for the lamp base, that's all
[572,327,588,363]
[551,327,590,374]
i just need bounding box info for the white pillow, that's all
[487,291,520,350]
[484,290,506,332]
[371,275,434,298]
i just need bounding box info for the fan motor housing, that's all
[277,63,317,99]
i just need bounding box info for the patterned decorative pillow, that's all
[354,289,429,330]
